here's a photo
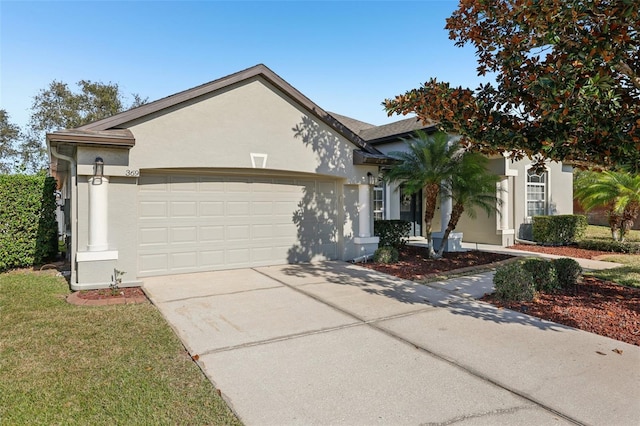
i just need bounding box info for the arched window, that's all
[526,169,547,217]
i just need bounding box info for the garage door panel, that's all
[139,227,169,246]
[138,175,168,190]
[199,250,224,267]
[139,201,168,219]
[171,201,197,218]
[227,225,251,241]
[170,176,198,192]
[139,253,169,274]
[200,201,224,217]
[200,225,224,242]
[171,226,197,244]
[227,201,251,215]
[199,176,225,188]
[227,248,251,264]
[138,174,338,276]
[171,251,198,270]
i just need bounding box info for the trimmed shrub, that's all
[0,174,58,272]
[522,258,560,292]
[532,215,588,245]
[493,262,536,302]
[374,246,399,264]
[374,220,411,249]
[551,258,583,287]
[577,239,640,254]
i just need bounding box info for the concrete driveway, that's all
[143,262,640,426]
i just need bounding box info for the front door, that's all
[399,186,422,237]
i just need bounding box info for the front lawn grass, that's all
[0,270,242,425]
[585,224,640,242]
[588,255,640,289]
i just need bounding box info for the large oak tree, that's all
[384,0,639,172]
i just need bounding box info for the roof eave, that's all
[47,129,135,148]
[353,150,398,166]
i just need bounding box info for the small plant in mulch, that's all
[110,268,126,296]
[374,246,399,264]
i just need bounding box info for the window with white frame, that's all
[526,169,547,217]
[373,186,384,220]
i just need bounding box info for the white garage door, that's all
[137,173,338,276]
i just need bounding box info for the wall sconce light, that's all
[94,157,104,177]
[93,157,104,184]
[367,172,376,186]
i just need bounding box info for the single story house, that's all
[48,64,573,290]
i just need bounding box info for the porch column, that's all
[358,184,371,237]
[88,176,109,251]
[498,177,509,230]
[440,193,452,232]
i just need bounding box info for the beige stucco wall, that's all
[509,160,574,239]
[123,77,375,185]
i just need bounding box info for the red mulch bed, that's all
[481,277,640,346]
[363,245,640,346]
[362,245,514,281]
[508,244,614,259]
[76,287,146,300]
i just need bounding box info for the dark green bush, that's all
[577,239,640,254]
[0,174,58,272]
[522,258,560,292]
[374,220,410,249]
[493,262,536,302]
[532,215,588,245]
[373,246,399,264]
[551,258,583,287]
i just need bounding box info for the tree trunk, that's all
[436,203,465,257]
[423,183,439,258]
[609,211,622,241]
[621,203,639,243]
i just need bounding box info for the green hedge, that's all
[532,215,588,245]
[0,174,59,272]
[374,220,411,248]
[577,239,640,254]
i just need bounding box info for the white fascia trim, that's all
[77,250,119,262]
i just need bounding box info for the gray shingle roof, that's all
[329,113,437,144]
[328,112,376,134]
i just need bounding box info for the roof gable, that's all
[79,64,383,156]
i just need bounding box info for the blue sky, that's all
[1,1,490,130]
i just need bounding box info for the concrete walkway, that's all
[143,260,639,425]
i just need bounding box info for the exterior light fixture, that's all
[367,172,376,186]
[93,157,104,184]
[94,157,104,177]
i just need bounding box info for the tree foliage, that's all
[384,0,640,172]
[0,110,21,174]
[383,131,460,258]
[574,170,640,241]
[437,152,500,256]
[18,80,147,173]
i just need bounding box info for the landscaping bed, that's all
[361,245,514,280]
[363,245,640,346]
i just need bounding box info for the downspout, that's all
[48,141,77,286]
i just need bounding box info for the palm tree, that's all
[575,170,640,241]
[384,131,459,258]
[435,152,501,257]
